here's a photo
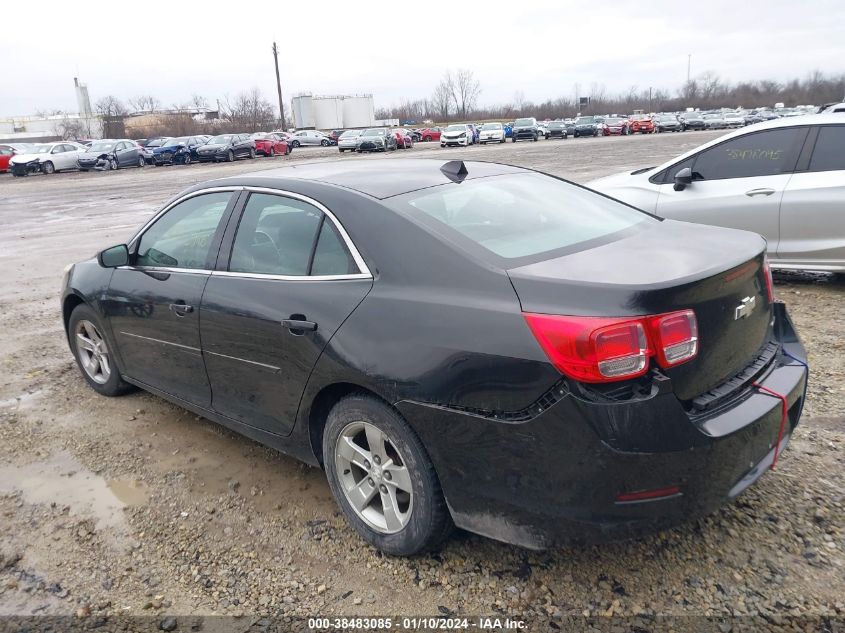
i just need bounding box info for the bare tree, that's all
[453,69,481,118]
[95,95,128,118]
[53,116,93,140]
[431,73,454,119]
[222,88,276,132]
[128,95,160,113]
[189,94,209,110]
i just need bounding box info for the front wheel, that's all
[292,140,300,148]
[183,154,192,165]
[269,147,276,157]
[249,148,256,159]
[137,156,145,168]
[110,158,119,170]
[227,150,235,162]
[423,135,432,142]
[41,161,55,175]
[321,139,330,146]
[323,395,452,556]
[68,304,134,397]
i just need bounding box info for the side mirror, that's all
[673,167,693,191]
[98,244,129,268]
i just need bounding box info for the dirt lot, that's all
[0,133,843,630]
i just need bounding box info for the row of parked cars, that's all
[0,131,300,176]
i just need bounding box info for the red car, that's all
[0,145,14,173]
[417,127,441,142]
[250,132,291,157]
[394,129,414,149]
[601,117,630,136]
[628,114,655,134]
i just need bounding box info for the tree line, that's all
[375,70,845,123]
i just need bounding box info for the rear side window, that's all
[690,128,807,180]
[395,173,651,261]
[311,220,358,276]
[809,126,845,172]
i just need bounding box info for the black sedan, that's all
[77,139,146,171]
[195,134,256,162]
[61,159,808,555]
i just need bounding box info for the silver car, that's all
[587,114,845,273]
[338,130,362,153]
[289,130,333,147]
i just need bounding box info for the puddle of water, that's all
[0,451,148,530]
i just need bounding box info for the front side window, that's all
[690,128,807,180]
[136,192,231,269]
[809,126,845,172]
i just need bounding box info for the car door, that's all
[47,144,67,170]
[200,190,373,436]
[778,124,845,269]
[104,190,238,407]
[653,126,809,252]
[115,142,133,167]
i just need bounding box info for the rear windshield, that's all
[390,173,651,262]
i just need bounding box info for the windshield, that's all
[480,123,502,130]
[445,125,467,132]
[89,142,116,152]
[208,135,233,144]
[163,137,188,147]
[548,122,565,128]
[392,173,650,261]
[514,118,534,126]
[704,114,722,119]
[684,113,702,119]
[361,128,384,137]
[575,117,595,124]
[340,130,361,138]
[25,145,52,154]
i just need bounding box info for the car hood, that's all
[154,145,184,153]
[199,144,227,150]
[358,136,385,143]
[442,130,466,136]
[10,153,46,163]
[574,122,595,127]
[588,167,658,190]
[79,150,113,158]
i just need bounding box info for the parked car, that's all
[703,113,727,129]
[356,128,397,152]
[679,112,706,131]
[743,112,765,126]
[417,127,441,142]
[819,102,845,114]
[140,137,170,164]
[536,121,550,139]
[251,133,291,157]
[572,116,600,138]
[63,158,808,555]
[504,123,514,138]
[136,136,168,148]
[152,136,207,166]
[629,114,655,134]
[337,130,362,153]
[440,124,474,147]
[394,129,414,149]
[545,121,569,139]
[196,134,256,162]
[512,117,540,142]
[329,130,345,142]
[0,145,20,172]
[78,139,146,171]
[290,130,333,147]
[601,117,630,136]
[588,114,845,272]
[9,142,86,176]
[409,129,422,142]
[655,115,682,133]
[724,113,746,129]
[478,122,506,143]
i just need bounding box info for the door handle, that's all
[282,317,318,334]
[745,188,775,197]
[169,303,194,316]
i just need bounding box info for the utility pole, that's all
[687,54,691,85]
[272,42,285,130]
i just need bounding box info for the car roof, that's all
[212,158,528,199]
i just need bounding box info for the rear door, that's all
[778,124,845,269]
[105,190,238,407]
[654,126,809,255]
[200,190,373,436]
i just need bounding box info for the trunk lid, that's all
[508,220,773,401]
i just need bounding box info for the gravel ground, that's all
[0,132,843,631]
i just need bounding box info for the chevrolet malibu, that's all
[62,159,808,555]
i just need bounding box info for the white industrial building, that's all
[291,94,375,130]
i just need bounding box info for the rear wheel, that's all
[68,304,134,397]
[323,395,452,556]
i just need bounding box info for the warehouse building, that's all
[291,94,375,130]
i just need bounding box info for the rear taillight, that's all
[523,310,698,383]
[647,310,698,367]
[762,256,775,303]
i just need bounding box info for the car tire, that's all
[111,158,119,170]
[593,130,598,137]
[41,161,55,175]
[423,135,432,142]
[269,147,276,157]
[227,150,235,162]
[183,154,192,165]
[249,148,256,159]
[137,156,145,168]
[321,139,330,147]
[323,394,453,556]
[68,304,134,398]
[79,168,89,172]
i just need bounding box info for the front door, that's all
[655,126,809,255]
[200,191,372,435]
[105,191,237,407]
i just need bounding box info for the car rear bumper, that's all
[396,303,808,549]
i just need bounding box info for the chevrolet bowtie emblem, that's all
[734,296,756,320]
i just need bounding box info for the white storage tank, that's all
[312,96,344,130]
[291,94,315,129]
[342,95,375,129]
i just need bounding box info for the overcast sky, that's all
[3,0,843,116]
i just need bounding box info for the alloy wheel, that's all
[74,320,111,385]
[335,421,414,534]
